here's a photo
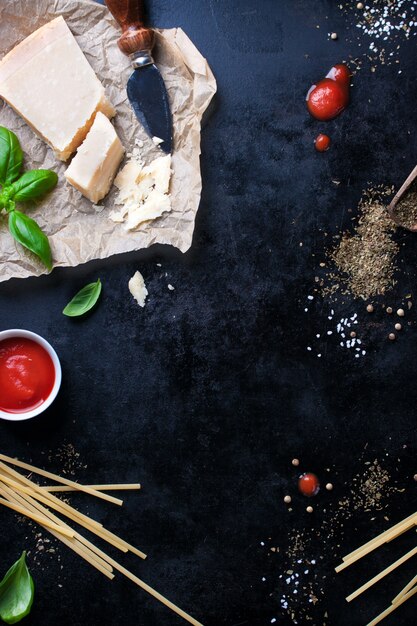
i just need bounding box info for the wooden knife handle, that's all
[105,0,155,57]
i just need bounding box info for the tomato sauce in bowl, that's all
[0,330,61,420]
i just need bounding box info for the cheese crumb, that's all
[128,271,148,307]
[110,154,172,229]
[152,136,164,145]
[167,284,175,291]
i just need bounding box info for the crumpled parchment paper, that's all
[0,0,217,282]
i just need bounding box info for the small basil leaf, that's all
[63,279,102,317]
[0,127,23,186]
[0,552,34,624]
[9,210,52,270]
[11,170,58,202]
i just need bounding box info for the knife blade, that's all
[105,0,172,154]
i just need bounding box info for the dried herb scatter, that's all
[393,187,417,230]
[326,187,398,300]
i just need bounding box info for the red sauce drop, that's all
[306,64,350,121]
[315,133,331,152]
[298,473,320,497]
[326,63,351,87]
[0,337,55,413]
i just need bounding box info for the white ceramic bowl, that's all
[0,329,62,421]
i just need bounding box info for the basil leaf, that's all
[0,127,23,186]
[63,279,102,317]
[11,170,58,202]
[0,552,34,624]
[9,210,52,270]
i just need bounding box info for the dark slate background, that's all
[2,1,417,624]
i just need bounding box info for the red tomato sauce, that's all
[306,64,350,121]
[315,133,331,152]
[0,337,55,413]
[298,473,320,497]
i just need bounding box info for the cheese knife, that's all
[105,0,172,154]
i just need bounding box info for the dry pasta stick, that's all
[1,465,131,555]
[0,481,114,579]
[0,464,104,530]
[392,573,417,604]
[43,483,141,493]
[367,585,417,626]
[346,545,417,602]
[342,512,417,563]
[0,484,114,578]
[336,517,417,573]
[0,454,123,506]
[0,455,203,626]
[0,493,74,539]
[10,489,203,625]
[3,466,146,560]
[0,466,146,559]
[0,478,114,576]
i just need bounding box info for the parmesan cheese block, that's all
[65,112,124,203]
[0,16,115,161]
[110,154,172,229]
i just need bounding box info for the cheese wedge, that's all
[0,16,115,161]
[65,112,125,203]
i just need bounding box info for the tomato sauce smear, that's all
[0,337,55,413]
[306,64,351,121]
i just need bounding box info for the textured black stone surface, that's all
[2,1,417,625]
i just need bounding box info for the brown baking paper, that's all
[0,0,216,281]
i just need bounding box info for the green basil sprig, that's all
[0,127,58,269]
[63,279,102,317]
[0,552,34,624]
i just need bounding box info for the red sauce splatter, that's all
[315,133,331,152]
[306,64,350,121]
[298,473,320,497]
[0,337,55,413]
